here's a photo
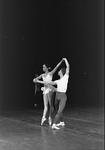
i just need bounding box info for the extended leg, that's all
[41,94,49,125]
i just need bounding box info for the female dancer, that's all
[33,59,63,125]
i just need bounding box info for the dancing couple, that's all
[33,58,70,129]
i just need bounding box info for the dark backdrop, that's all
[0,0,104,110]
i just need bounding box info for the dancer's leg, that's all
[41,94,49,125]
[52,93,67,129]
[55,93,59,114]
[59,94,67,122]
[48,91,54,125]
[48,91,54,117]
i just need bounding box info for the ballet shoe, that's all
[56,122,65,127]
[41,117,46,125]
[48,117,52,125]
[52,124,60,130]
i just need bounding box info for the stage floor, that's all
[0,106,104,150]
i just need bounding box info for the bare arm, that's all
[38,80,57,92]
[63,58,70,75]
[37,80,57,86]
[49,59,63,75]
[33,74,42,83]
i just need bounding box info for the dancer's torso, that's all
[42,73,52,94]
[42,73,52,82]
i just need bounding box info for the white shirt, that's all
[54,74,69,93]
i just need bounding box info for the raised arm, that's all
[63,58,70,75]
[49,59,63,75]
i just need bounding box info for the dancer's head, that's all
[43,63,51,72]
[58,68,66,77]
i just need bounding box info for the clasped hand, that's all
[33,78,38,83]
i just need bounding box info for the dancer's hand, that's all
[41,87,45,91]
[63,58,67,61]
[33,78,37,83]
[48,85,57,92]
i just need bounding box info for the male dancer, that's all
[36,58,70,129]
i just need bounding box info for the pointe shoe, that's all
[48,117,52,125]
[41,117,46,125]
[56,122,65,127]
[52,124,60,130]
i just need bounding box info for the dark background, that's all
[0,0,104,111]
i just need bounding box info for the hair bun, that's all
[48,67,51,70]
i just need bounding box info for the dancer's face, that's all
[43,64,48,72]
